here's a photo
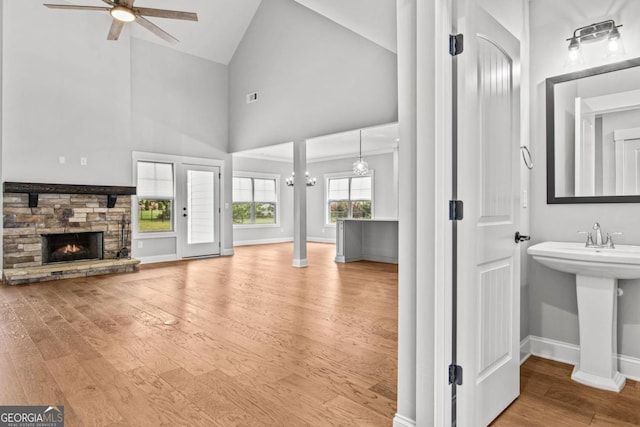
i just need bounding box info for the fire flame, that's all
[56,244,83,254]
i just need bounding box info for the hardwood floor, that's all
[0,242,398,426]
[492,356,640,426]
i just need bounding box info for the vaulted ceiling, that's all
[60,0,396,64]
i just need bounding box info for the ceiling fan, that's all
[43,0,198,44]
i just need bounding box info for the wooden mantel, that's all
[3,181,136,208]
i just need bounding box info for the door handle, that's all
[515,231,530,243]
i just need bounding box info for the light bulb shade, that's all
[353,159,369,176]
[608,26,621,42]
[605,36,625,59]
[565,38,584,66]
[110,6,136,23]
[568,37,580,52]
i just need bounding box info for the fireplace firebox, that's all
[41,232,104,264]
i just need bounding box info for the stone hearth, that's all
[3,183,139,284]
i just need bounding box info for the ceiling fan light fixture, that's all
[110,6,136,23]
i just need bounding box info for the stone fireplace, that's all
[3,182,139,285]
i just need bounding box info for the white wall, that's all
[0,3,3,269]
[2,1,132,185]
[131,39,229,155]
[307,152,397,242]
[228,0,398,152]
[529,0,640,357]
[231,155,294,245]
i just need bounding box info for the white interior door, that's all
[455,2,521,425]
[179,164,220,258]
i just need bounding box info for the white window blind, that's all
[253,179,276,202]
[328,178,350,200]
[137,162,173,198]
[351,177,372,200]
[233,177,253,202]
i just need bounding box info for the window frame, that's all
[324,171,375,227]
[232,171,281,228]
[134,160,176,236]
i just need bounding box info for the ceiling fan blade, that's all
[107,19,124,40]
[44,4,110,12]
[135,16,179,44]
[135,7,198,22]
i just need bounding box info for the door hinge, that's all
[219,173,221,179]
[449,200,463,221]
[449,364,463,385]
[449,34,464,56]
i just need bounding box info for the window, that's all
[327,175,373,224]
[137,161,174,233]
[233,175,278,225]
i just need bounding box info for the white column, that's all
[292,140,308,268]
[395,0,418,424]
[396,0,448,426]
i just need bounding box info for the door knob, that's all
[515,231,530,243]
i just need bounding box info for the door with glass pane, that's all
[179,164,220,258]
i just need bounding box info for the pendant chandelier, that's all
[285,171,316,187]
[353,130,369,176]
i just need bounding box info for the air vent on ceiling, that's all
[246,92,258,104]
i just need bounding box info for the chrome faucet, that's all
[578,223,622,248]
[593,222,604,246]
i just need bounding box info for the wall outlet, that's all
[59,156,66,165]
[281,228,284,233]
[80,157,87,166]
[225,203,229,209]
[322,228,325,233]
[137,241,143,249]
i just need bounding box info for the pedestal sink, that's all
[528,241,640,392]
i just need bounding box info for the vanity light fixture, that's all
[353,130,369,176]
[566,19,624,63]
[286,171,316,187]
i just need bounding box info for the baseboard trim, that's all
[221,249,234,256]
[233,237,293,247]
[393,413,416,427]
[292,258,308,268]
[529,335,579,366]
[362,253,399,264]
[307,236,336,244]
[527,335,640,382]
[137,254,178,264]
[619,354,640,382]
[520,336,531,365]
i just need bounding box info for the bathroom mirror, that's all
[546,57,640,203]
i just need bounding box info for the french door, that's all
[454,1,521,425]
[178,164,220,258]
